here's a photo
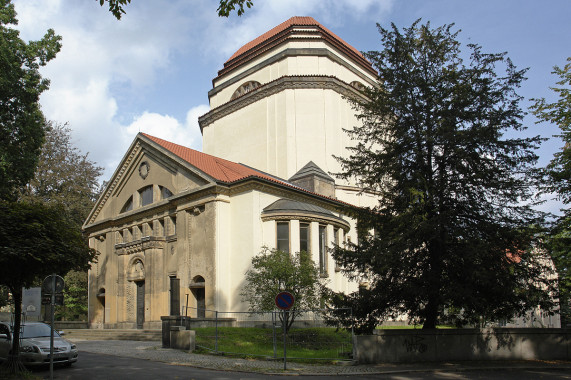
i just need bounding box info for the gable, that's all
[84,137,212,227]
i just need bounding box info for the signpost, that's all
[275,291,294,370]
[42,274,64,380]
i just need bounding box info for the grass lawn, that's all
[192,327,352,362]
[376,325,456,329]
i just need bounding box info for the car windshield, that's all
[19,324,58,339]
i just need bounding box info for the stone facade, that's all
[84,17,378,329]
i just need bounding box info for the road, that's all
[31,351,571,380]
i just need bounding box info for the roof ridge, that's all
[223,16,370,71]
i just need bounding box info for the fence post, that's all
[283,310,287,370]
[272,311,277,358]
[215,310,219,354]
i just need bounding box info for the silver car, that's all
[0,322,78,366]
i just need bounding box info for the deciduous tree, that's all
[20,122,103,227]
[531,57,571,327]
[0,0,61,200]
[98,0,254,19]
[329,20,556,332]
[0,201,97,373]
[241,247,324,332]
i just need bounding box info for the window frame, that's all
[276,221,290,253]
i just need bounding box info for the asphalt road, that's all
[30,351,571,380]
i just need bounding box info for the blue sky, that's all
[12,0,571,214]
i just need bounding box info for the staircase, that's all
[62,329,162,341]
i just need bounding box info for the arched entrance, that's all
[128,258,146,329]
[189,276,205,318]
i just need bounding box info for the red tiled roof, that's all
[142,133,276,183]
[140,133,355,207]
[227,16,365,63]
[219,16,376,78]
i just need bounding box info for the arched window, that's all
[160,185,173,199]
[139,185,153,207]
[120,196,133,213]
[230,81,261,100]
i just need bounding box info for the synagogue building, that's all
[83,17,378,329]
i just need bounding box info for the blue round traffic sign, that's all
[275,291,295,310]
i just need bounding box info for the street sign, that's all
[41,293,64,306]
[275,291,295,310]
[42,275,65,294]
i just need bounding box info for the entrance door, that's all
[194,288,205,318]
[169,277,180,316]
[136,281,145,329]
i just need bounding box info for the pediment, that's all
[84,136,214,227]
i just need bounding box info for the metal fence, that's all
[181,306,353,363]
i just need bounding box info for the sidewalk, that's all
[74,339,571,376]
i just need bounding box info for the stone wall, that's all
[354,328,571,363]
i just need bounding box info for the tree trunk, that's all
[423,237,443,330]
[1,286,27,374]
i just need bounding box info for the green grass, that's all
[192,327,352,363]
[376,325,456,329]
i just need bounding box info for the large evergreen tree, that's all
[330,20,556,332]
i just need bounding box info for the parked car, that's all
[0,322,78,366]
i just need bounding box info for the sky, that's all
[11,0,571,214]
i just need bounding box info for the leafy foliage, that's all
[55,270,89,321]
[98,0,131,20]
[0,0,61,201]
[329,20,556,332]
[531,57,571,327]
[0,201,97,371]
[98,0,254,19]
[217,0,253,17]
[19,122,103,226]
[241,247,324,332]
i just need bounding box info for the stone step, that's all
[62,329,162,341]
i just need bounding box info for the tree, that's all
[531,57,571,327]
[241,247,324,332]
[56,270,89,321]
[0,201,97,373]
[17,123,102,322]
[329,20,556,332]
[20,122,103,227]
[98,0,131,20]
[217,0,253,17]
[0,0,61,201]
[98,0,254,19]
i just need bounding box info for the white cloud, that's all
[202,0,395,60]
[122,104,208,151]
[12,0,395,182]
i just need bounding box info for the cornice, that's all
[210,48,376,98]
[219,27,376,79]
[199,75,367,131]
[83,185,222,234]
[227,178,350,222]
[85,142,142,226]
[261,212,350,232]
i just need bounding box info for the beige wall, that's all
[203,39,377,192]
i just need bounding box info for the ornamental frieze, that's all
[115,236,165,255]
